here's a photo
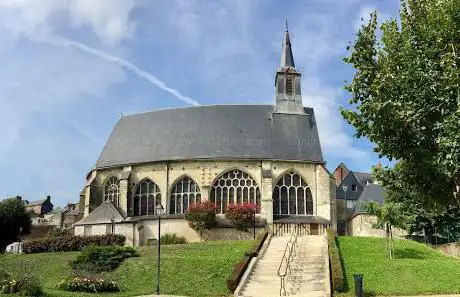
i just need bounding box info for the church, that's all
[74,27,337,245]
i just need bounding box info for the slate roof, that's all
[96,105,323,169]
[358,184,384,204]
[353,172,373,186]
[26,199,47,207]
[75,201,126,225]
[273,215,331,224]
[352,184,385,216]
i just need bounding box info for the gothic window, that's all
[131,179,161,216]
[210,170,261,214]
[170,176,201,214]
[273,171,313,215]
[285,76,294,96]
[104,176,120,206]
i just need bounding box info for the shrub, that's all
[47,227,72,237]
[185,201,217,235]
[71,245,139,272]
[58,276,120,293]
[227,232,269,292]
[22,234,126,254]
[225,203,257,232]
[0,273,43,296]
[160,233,187,245]
[227,256,251,292]
[326,229,344,292]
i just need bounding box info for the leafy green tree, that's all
[362,201,408,259]
[342,0,460,204]
[0,198,31,252]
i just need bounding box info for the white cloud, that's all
[302,77,371,162]
[0,0,138,44]
[354,5,391,31]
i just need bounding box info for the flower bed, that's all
[0,279,18,294]
[58,276,120,293]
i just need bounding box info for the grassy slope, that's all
[337,236,460,296]
[0,240,252,297]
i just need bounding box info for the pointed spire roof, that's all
[280,20,295,68]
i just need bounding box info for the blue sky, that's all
[0,0,399,207]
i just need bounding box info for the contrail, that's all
[32,35,200,106]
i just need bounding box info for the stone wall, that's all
[76,218,266,246]
[347,214,406,238]
[82,159,336,227]
[435,243,460,258]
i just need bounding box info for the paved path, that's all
[237,235,329,297]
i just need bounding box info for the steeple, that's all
[280,21,295,68]
[274,21,304,114]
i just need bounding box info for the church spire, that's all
[274,21,304,114]
[280,21,295,68]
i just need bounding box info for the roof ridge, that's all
[121,104,274,118]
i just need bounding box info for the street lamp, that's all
[253,207,256,240]
[155,203,164,295]
[111,215,115,234]
[342,185,348,236]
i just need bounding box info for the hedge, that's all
[22,235,126,254]
[227,231,269,292]
[326,229,344,292]
[71,245,139,272]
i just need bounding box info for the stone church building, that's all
[75,27,337,245]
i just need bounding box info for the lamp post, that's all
[342,185,348,236]
[253,207,256,240]
[111,215,115,234]
[155,203,164,295]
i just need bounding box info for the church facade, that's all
[75,28,337,246]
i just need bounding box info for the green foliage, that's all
[0,240,252,297]
[226,256,251,292]
[337,236,460,296]
[47,227,72,238]
[71,245,139,273]
[185,201,217,235]
[22,234,126,254]
[0,198,31,252]
[160,233,187,245]
[342,0,460,205]
[0,262,44,296]
[361,201,408,259]
[326,230,344,292]
[58,276,120,293]
[227,232,268,292]
[225,203,257,232]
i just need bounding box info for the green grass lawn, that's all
[0,240,252,297]
[336,236,460,296]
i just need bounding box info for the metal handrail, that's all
[277,231,298,296]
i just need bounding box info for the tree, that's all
[362,201,408,259]
[0,198,31,252]
[342,0,460,205]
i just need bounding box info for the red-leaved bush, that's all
[185,201,217,235]
[225,203,257,231]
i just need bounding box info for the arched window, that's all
[104,176,120,206]
[170,176,201,214]
[131,179,161,216]
[273,171,313,215]
[210,170,261,214]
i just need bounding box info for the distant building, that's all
[25,196,53,216]
[332,163,398,237]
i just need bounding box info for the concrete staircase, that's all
[237,235,329,297]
